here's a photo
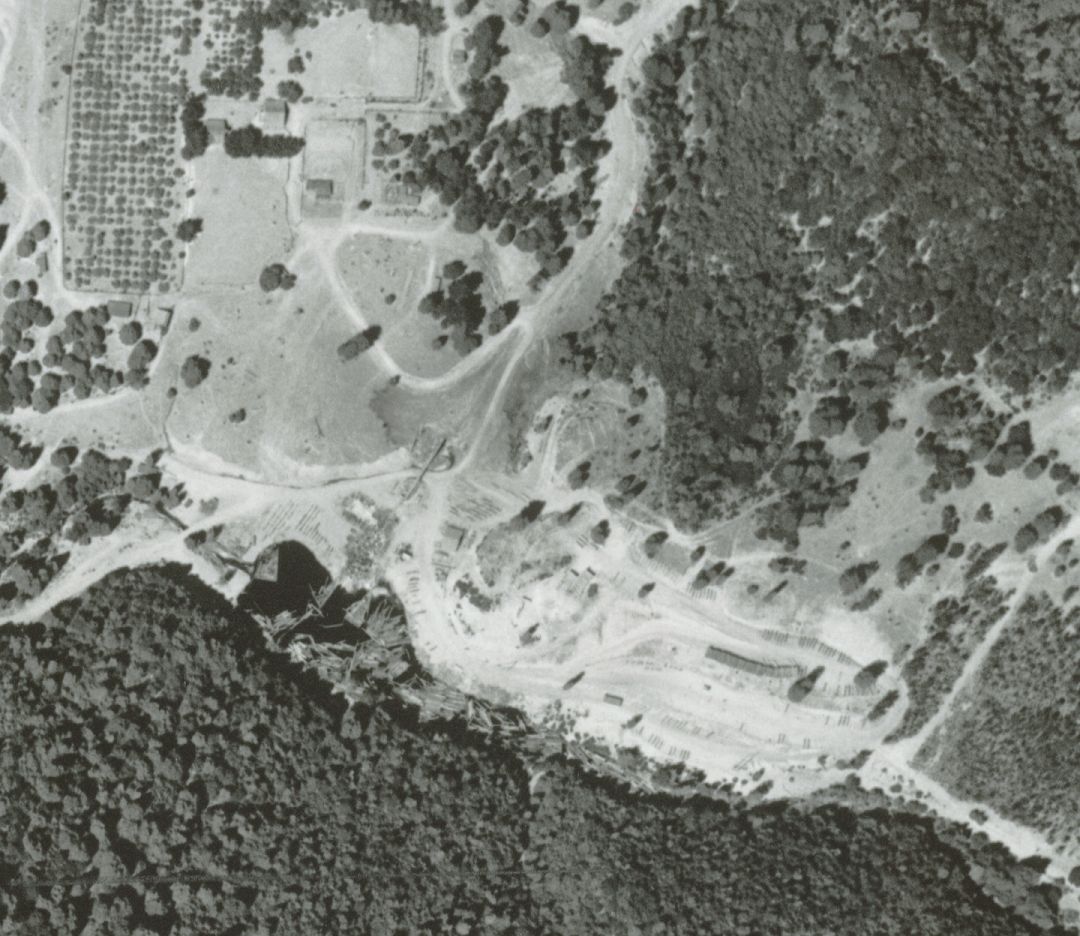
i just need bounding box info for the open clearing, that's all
[186,149,293,290]
[261,10,422,103]
[160,283,396,481]
[336,232,465,378]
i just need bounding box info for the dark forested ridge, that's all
[0,566,1070,935]
[561,0,1080,529]
[920,592,1080,852]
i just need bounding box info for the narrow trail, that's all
[892,517,1079,764]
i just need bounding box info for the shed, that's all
[35,253,49,276]
[305,178,335,200]
[205,118,227,144]
[603,693,624,706]
[107,299,133,318]
[451,49,468,65]
[262,98,288,130]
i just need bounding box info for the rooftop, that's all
[305,178,335,199]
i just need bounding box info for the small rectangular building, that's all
[603,693,624,706]
[107,299,133,318]
[305,178,335,201]
[205,118,227,145]
[262,98,288,131]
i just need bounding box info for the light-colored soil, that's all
[387,374,908,800]
[185,150,294,290]
[496,36,574,122]
[159,284,397,481]
[335,232,461,376]
[262,10,422,102]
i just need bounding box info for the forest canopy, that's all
[0,566,1068,935]
[561,0,1080,529]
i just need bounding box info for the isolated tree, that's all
[118,321,142,346]
[419,290,444,317]
[176,218,203,242]
[487,300,519,335]
[509,499,545,531]
[259,263,296,292]
[855,660,888,689]
[50,445,79,470]
[868,690,900,721]
[566,460,590,489]
[590,519,610,545]
[126,339,158,373]
[443,259,468,280]
[337,326,382,361]
[277,79,304,103]
[788,666,825,703]
[839,561,879,595]
[180,354,210,388]
[642,530,668,558]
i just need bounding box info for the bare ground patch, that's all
[336,232,463,378]
[184,149,293,291]
[159,284,396,480]
[261,11,421,103]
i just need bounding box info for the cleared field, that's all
[372,332,523,458]
[336,233,463,378]
[366,22,423,101]
[185,149,292,290]
[159,283,397,482]
[497,43,572,122]
[302,119,365,218]
[261,11,421,102]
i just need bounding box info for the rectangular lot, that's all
[302,119,366,218]
[184,149,292,290]
[261,11,422,102]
